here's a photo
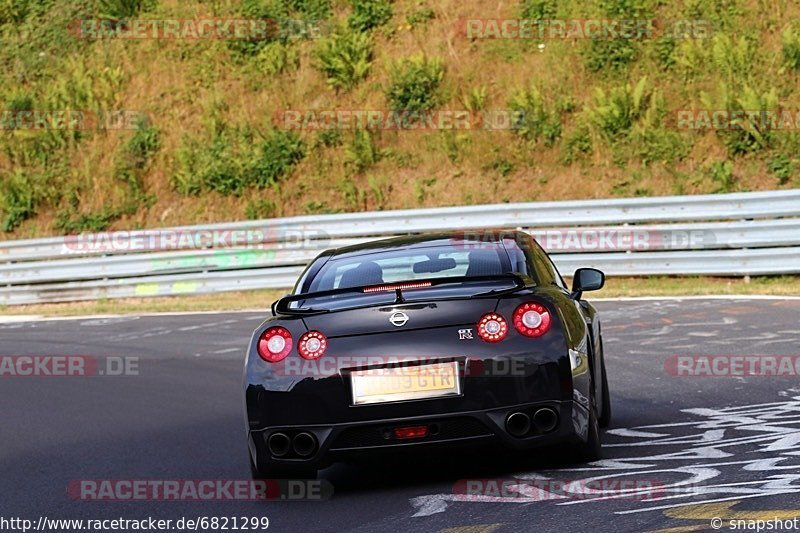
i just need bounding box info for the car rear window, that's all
[308,245,511,292]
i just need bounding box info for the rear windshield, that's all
[307,245,512,292]
[290,244,522,311]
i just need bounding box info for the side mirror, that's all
[271,294,292,316]
[571,268,605,300]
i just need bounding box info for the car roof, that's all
[328,230,527,259]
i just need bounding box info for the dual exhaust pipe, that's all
[267,432,317,458]
[506,408,558,438]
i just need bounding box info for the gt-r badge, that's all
[389,311,409,327]
[458,328,474,340]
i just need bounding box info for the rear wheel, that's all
[572,391,602,463]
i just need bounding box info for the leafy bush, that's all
[583,39,638,73]
[98,0,156,19]
[406,6,434,28]
[0,0,31,24]
[245,198,277,219]
[114,117,160,211]
[386,55,444,113]
[345,130,380,173]
[562,125,593,164]
[519,0,556,19]
[249,129,306,188]
[700,83,779,155]
[284,0,332,20]
[314,30,373,91]
[54,208,119,234]
[710,33,755,83]
[709,160,735,193]
[257,42,300,75]
[348,0,392,32]
[768,153,794,185]
[586,76,653,141]
[0,170,37,232]
[507,85,561,145]
[633,128,689,166]
[782,23,800,70]
[315,128,343,148]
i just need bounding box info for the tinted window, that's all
[309,245,510,292]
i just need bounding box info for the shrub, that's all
[711,33,754,83]
[583,39,638,73]
[245,198,277,219]
[348,0,392,32]
[386,55,444,113]
[768,153,794,185]
[700,83,779,155]
[249,129,306,188]
[257,42,300,75]
[586,76,653,141]
[709,160,735,193]
[507,85,561,145]
[284,0,332,20]
[782,23,800,70]
[519,0,556,19]
[54,208,119,233]
[0,170,37,232]
[345,129,380,173]
[98,0,156,19]
[561,125,592,163]
[406,6,434,28]
[314,30,373,91]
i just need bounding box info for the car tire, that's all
[250,457,318,481]
[598,339,612,429]
[572,392,602,463]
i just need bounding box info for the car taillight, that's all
[257,327,292,362]
[298,331,327,360]
[513,302,552,337]
[477,313,508,342]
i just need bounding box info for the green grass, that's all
[1,0,800,238]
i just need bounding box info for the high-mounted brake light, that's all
[258,327,292,362]
[513,302,552,337]
[477,313,509,342]
[363,281,433,293]
[298,331,327,360]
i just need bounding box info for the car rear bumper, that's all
[248,398,589,471]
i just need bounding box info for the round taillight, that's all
[513,302,552,337]
[298,331,327,360]
[477,313,508,342]
[258,327,293,362]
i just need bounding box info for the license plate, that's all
[351,361,461,405]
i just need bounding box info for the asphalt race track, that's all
[2,298,800,533]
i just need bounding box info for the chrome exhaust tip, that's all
[506,412,532,437]
[267,432,291,457]
[533,408,558,433]
[292,432,318,457]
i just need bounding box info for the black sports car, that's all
[244,230,611,479]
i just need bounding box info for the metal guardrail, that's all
[1,189,799,305]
